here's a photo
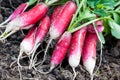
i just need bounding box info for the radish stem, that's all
[69,0,86,27]
[68,18,104,33]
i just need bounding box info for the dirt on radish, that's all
[0,0,120,80]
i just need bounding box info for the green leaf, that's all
[99,33,105,44]
[112,12,120,25]
[94,9,109,17]
[103,20,111,36]
[28,0,38,6]
[98,0,115,9]
[87,0,100,8]
[79,8,96,20]
[108,20,120,39]
[58,0,68,3]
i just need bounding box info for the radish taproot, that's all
[39,32,72,74]
[29,15,51,68]
[0,0,38,27]
[43,1,77,64]
[82,31,98,77]
[0,3,48,41]
[68,27,87,80]
[17,27,37,67]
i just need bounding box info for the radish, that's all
[0,3,48,41]
[0,3,27,27]
[43,1,77,64]
[50,6,63,22]
[0,0,38,27]
[82,31,98,78]
[68,27,87,80]
[40,32,72,74]
[17,27,37,67]
[29,15,51,68]
[87,20,104,33]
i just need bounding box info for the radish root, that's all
[17,49,23,68]
[29,43,41,69]
[0,18,10,26]
[37,64,55,74]
[72,67,77,80]
[41,38,52,65]
[18,66,22,80]
[10,56,28,68]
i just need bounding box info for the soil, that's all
[0,0,120,80]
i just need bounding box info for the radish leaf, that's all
[99,33,105,44]
[108,20,120,39]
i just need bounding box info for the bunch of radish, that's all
[0,0,59,41]
[1,0,119,80]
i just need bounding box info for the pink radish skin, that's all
[17,27,37,67]
[49,1,77,39]
[50,6,63,23]
[68,27,87,79]
[19,3,48,28]
[29,15,51,68]
[0,3,28,26]
[82,32,98,75]
[87,20,104,33]
[10,3,28,20]
[51,32,72,65]
[43,1,77,65]
[0,3,48,40]
[40,32,72,74]
[35,15,51,44]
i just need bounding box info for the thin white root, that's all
[94,42,103,75]
[0,18,10,26]
[41,39,52,65]
[10,56,28,68]
[37,64,55,75]
[72,67,77,80]
[33,49,45,66]
[93,23,103,76]
[29,43,41,69]
[18,66,22,80]
[0,25,6,28]
[90,74,94,80]
[17,49,23,68]
[20,30,25,36]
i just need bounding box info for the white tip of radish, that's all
[49,26,60,39]
[83,58,96,75]
[20,40,33,55]
[5,16,22,33]
[69,54,81,68]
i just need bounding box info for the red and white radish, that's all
[68,27,87,80]
[0,3,48,41]
[40,32,72,74]
[87,20,104,33]
[17,27,37,67]
[82,31,98,76]
[50,6,63,23]
[0,0,39,27]
[43,1,77,64]
[29,15,51,68]
[0,3,28,27]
